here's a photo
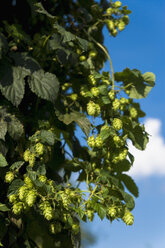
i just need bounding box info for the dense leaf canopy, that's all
[0,1,155,247]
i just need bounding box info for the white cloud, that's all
[128,118,165,178]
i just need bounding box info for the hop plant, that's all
[28,153,36,167]
[112,118,123,130]
[69,93,78,101]
[106,20,115,31]
[40,201,53,221]
[18,185,28,201]
[87,210,94,222]
[35,143,44,155]
[106,7,113,15]
[25,189,37,207]
[88,75,96,85]
[118,149,128,161]
[122,209,134,225]
[95,104,101,116]
[8,194,17,203]
[112,99,120,111]
[89,50,97,58]
[5,171,14,183]
[87,136,95,148]
[130,107,138,118]
[79,55,86,61]
[87,101,96,116]
[23,149,30,162]
[24,176,33,188]
[118,20,126,31]
[39,175,47,183]
[12,202,23,215]
[108,91,115,100]
[114,1,122,8]
[95,136,103,148]
[90,87,99,97]
[108,206,117,218]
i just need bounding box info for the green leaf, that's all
[100,128,114,141]
[56,111,91,137]
[94,203,106,220]
[8,179,24,195]
[123,117,149,150]
[0,65,28,106]
[120,174,139,197]
[0,203,9,212]
[34,2,55,19]
[101,95,111,104]
[115,68,155,99]
[98,85,108,95]
[10,161,24,171]
[0,153,8,167]
[0,140,8,156]
[0,120,7,141]
[142,72,156,86]
[28,70,59,104]
[7,115,24,140]
[39,130,56,145]
[120,191,135,210]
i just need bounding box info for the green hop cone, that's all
[90,87,99,97]
[35,143,44,155]
[108,91,115,100]
[23,149,30,162]
[112,118,123,130]
[95,104,101,116]
[88,74,96,85]
[114,1,122,8]
[112,99,120,111]
[95,136,103,148]
[24,176,33,188]
[87,210,94,222]
[18,185,28,201]
[106,7,113,15]
[79,55,86,61]
[130,107,138,118]
[89,50,97,58]
[87,136,95,148]
[28,153,36,167]
[118,20,125,31]
[8,194,17,203]
[40,201,53,221]
[69,93,78,101]
[12,202,23,215]
[39,175,47,183]
[106,20,115,31]
[25,190,37,207]
[87,101,96,116]
[5,171,14,183]
[108,206,117,218]
[118,149,128,160]
[122,209,134,225]
[72,223,80,234]
[112,29,118,37]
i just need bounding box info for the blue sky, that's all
[81,0,165,247]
